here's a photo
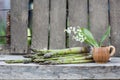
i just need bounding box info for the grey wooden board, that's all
[89,0,109,46]
[110,0,120,56]
[0,55,29,61]
[0,45,10,55]
[50,0,66,49]
[0,57,120,79]
[31,0,49,50]
[68,0,88,47]
[10,0,28,53]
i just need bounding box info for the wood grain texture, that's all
[0,45,10,55]
[49,0,66,49]
[1,58,120,79]
[10,0,28,53]
[31,0,49,50]
[68,0,88,47]
[89,0,109,46]
[110,0,120,56]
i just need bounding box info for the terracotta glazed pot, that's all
[92,46,115,63]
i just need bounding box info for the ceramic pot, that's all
[92,46,115,63]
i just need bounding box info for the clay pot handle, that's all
[108,46,116,56]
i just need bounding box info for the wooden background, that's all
[1,0,120,57]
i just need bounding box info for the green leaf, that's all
[81,28,99,47]
[99,26,110,46]
[81,28,94,40]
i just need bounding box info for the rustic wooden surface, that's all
[68,0,88,47]
[10,0,28,53]
[31,0,49,50]
[0,55,120,79]
[89,0,109,46]
[110,0,120,57]
[49,0,66,49]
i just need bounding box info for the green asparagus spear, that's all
[31,47,90,56]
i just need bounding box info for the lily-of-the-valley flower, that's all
[65,26,110,47]
[65,26,87,43]
[64,29,71,34]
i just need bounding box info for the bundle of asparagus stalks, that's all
[5,47,94,64]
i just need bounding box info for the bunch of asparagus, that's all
[5,47,94,64]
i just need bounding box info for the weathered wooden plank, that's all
[0,57,120,79]
[110,0,120,56]
[89,0,109,46]
[11,0,29,53]
[68,0,88,47]
[31,0,49,50]
[0,45,10,55]
[49,0,66,49]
